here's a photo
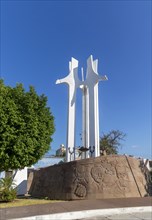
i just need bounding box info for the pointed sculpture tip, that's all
[71,57,78,69]
[71,57,78,64]
[103,75,108,80]
[99,75,108,81]
[105,75,108,80]
[56,79,61,84]
[87,55,93,62]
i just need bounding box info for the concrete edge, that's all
[11,206,152,220]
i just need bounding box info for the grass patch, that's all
[0,197,61,208]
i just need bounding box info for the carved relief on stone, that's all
[29,156,148,200]
[74,165,88,184]
[72,164,88,198]
[74,183,87,198]
[91,165,105,183]
[116,165,130,180]
[103,171,117,187]
[75,165,86,178]
[115,164,131,193]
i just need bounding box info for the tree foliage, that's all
[0,80,55,171]
[100,130,126,155]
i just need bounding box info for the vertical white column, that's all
[81,84,89,159]
[56,58,80,162]
[85,55,108,158]
[85,56,99,157]
[93,59,100,157]
[80,68,89,159]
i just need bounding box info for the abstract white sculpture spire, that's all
[56,58,81,162]
[84,55,108,157]
[56,55,107,162]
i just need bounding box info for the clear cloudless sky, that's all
[0,0,151,159]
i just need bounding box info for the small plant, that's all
[0,176,17,202]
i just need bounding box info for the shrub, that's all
[0,176,17,202]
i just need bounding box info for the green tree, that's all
[0,80,55,171]
[100,130,126,155]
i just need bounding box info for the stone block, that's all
[28,155,148,200]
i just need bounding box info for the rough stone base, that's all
[29,155,148,200]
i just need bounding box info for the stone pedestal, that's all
[29,155,147,200]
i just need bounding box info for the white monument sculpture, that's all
[56,55,107,162]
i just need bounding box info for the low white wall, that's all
[0,168,27,195]
[13,168,27,195]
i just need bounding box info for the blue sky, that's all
[1,0,151,159]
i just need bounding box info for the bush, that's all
[0,177,17,202]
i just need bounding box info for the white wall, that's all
[13,168,27,195]
[0,168,27,195]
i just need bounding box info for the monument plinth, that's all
[29,155,148,200]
